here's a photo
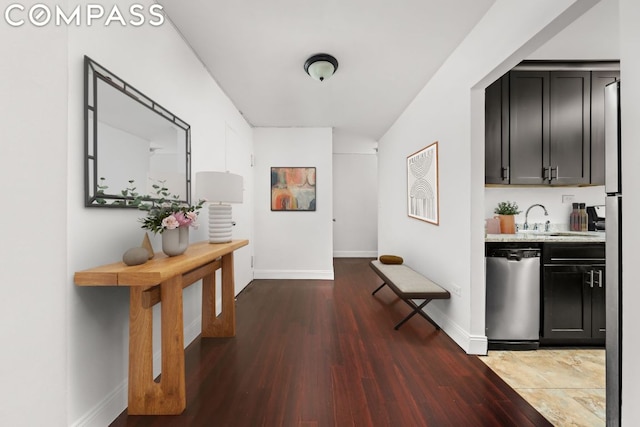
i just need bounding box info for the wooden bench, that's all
[370,260,451,330]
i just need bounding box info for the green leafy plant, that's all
[137,182,204,234]
[494,201,521,215]
[96,178,143,206]
[95,178,204,232]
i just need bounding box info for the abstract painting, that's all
[271,167,316,211]
[407,141,439,225]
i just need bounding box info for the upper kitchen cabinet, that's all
[590,70,621,185]
[485,75,509,184]
[485,63,619,186]
[548,71,591,185]
[508,71,551,185]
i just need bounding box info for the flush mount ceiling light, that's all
[304,53,338,82]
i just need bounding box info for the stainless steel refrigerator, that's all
[605,80,622,426]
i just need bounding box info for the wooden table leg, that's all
[128,286,154,414]
[202,252,236,337]
[128,276,186,415]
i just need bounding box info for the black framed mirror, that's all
[84,55,191,207]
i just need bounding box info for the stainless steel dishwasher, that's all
[486,247,540,350]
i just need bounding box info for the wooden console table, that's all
[74,239,249,415]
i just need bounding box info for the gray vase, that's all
[161,227,189,256]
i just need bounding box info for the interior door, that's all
[224,123,254,291]
[332,152,378,258]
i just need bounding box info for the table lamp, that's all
[195,171,243,243]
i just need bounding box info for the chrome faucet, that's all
[523,204,549,231]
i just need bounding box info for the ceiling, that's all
[161,0,495,141]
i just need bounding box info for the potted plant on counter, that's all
[494,201,521,234]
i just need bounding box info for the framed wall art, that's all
[407,141,439,225]
[271,167,316,211]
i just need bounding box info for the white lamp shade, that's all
[195,171,243,203]
[307,60,335,81]
[195,171,243,243]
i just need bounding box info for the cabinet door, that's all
[509,71,549,184]
[485,76,509,184]
[543,265,592,340]
[591,266,606,339]
[549,71,591,185]
[591,71,620,185]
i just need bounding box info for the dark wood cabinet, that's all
[508,71,549,184]
[508,71,591,185]
[549,71,591,185]
[590,71,621,184]
[541,243,605,345]
[485,76,509,184]
[485,64,618,186]
[591,266,607,340]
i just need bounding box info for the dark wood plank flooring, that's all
[111,258,551,426]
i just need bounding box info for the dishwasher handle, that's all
[488,248,541,261]
[507,252,523,261]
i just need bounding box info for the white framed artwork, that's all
[407,141,439,225]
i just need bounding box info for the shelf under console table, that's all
[74,239,249,415]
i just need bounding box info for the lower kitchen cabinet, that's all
[541,243,605,345]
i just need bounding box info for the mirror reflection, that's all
[84,56,191,207]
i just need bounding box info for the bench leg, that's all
[372,282,387,295]
[394,298,440,331]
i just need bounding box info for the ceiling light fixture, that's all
[304,53,338,82]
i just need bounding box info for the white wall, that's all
[332,130,378,257]
[253,128,334,280]
[377,0,598,355]
[0,8,68,426]
[619,0,640,423]
[529,0,619,60]
[63,2,254,425]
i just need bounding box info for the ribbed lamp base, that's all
[208,204,233,243]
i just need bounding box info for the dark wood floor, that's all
[111,258,551,427]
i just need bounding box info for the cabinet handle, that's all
[597,270,603,288]
[551,165,559,181]
[587,270,594,288]
[501,166,510,181]
[543,167,550,181]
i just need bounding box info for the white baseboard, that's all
[467,334,489,356]
[253,269,334,280]
[70,381,127,427]
[424,303,488,356]
[71,316,203,427]
[333,250,378,258]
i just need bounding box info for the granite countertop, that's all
[486,231,606,243]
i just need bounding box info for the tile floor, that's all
[478,349,605,426]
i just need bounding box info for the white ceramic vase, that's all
[161,227,189,256]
